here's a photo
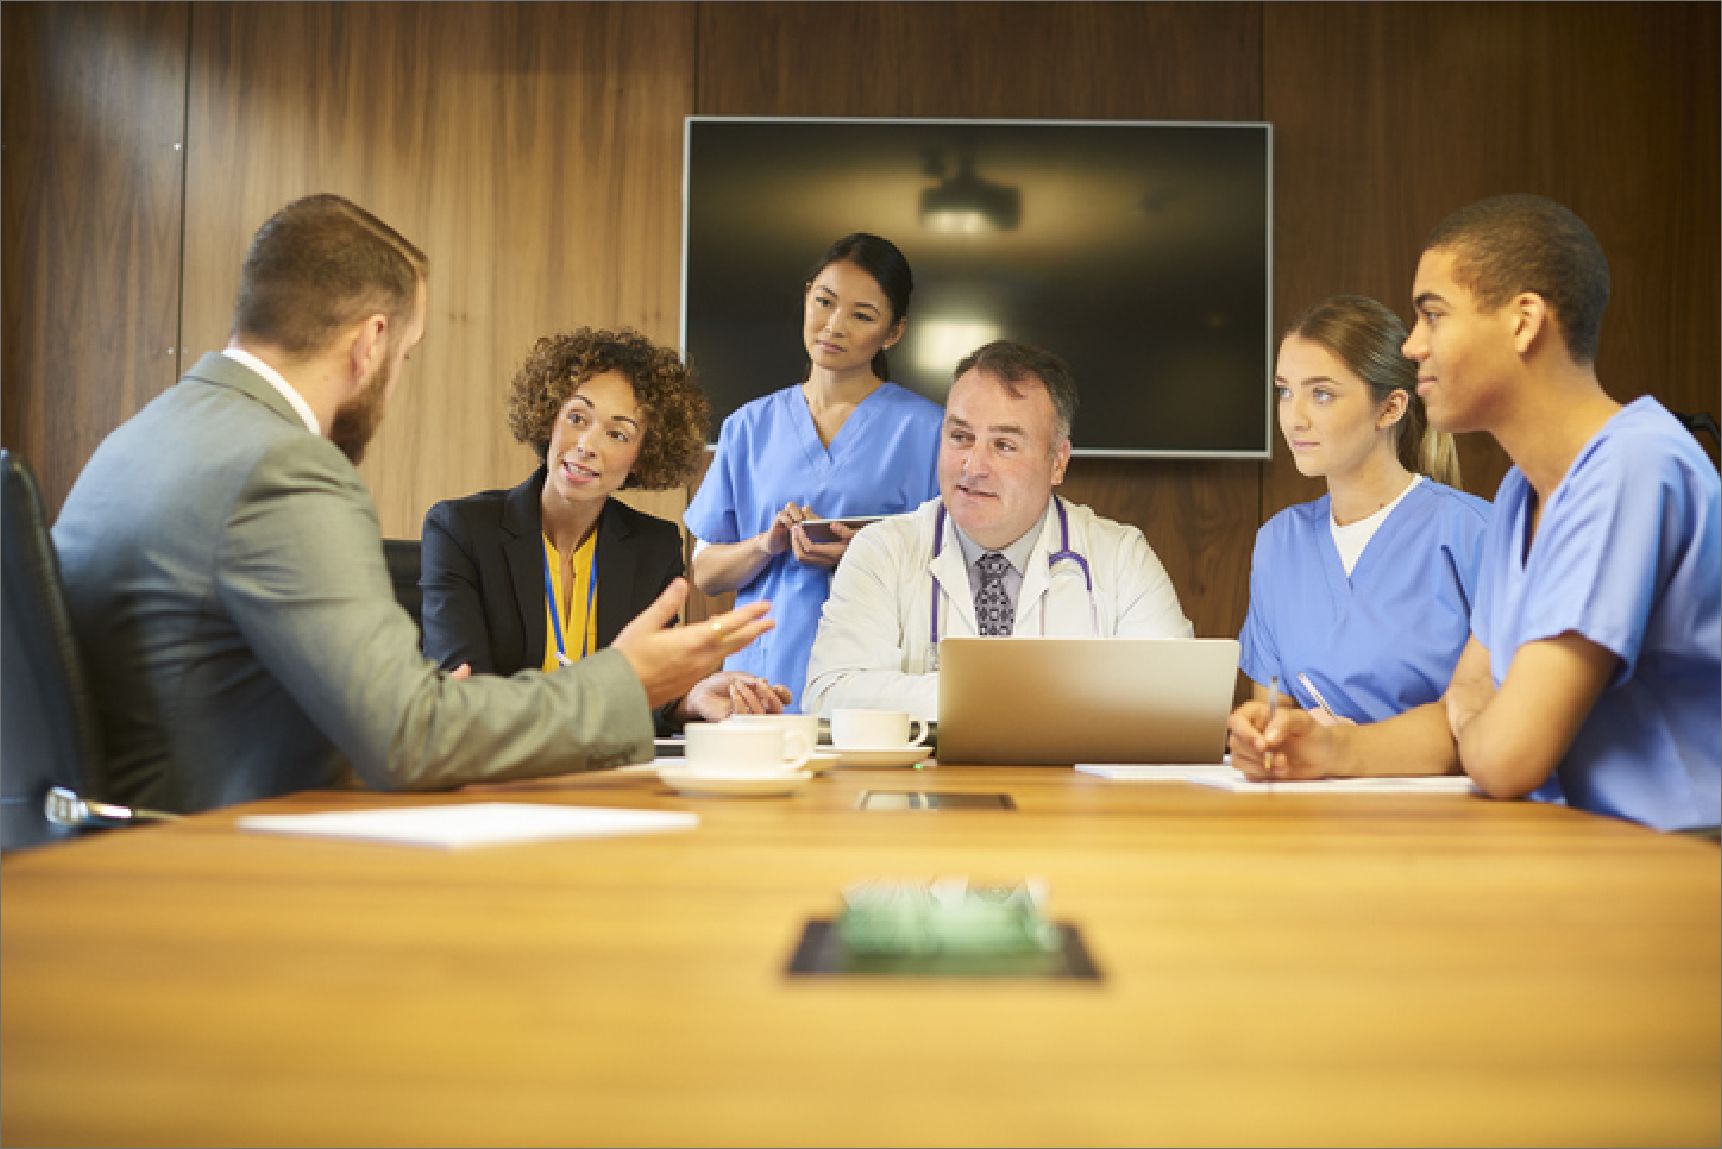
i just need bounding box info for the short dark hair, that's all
[953,340,1078,445]
[506,328,709,490]
[1424,194,1610,363]
[803,233,914,380]
[233,194,428,354]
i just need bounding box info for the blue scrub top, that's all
[1239,479,1491,722]
[1473,397,1721,832]
[685,382,943,710]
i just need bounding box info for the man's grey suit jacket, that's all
[52,353,654,813]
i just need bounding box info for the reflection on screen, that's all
[683,118,1272,458]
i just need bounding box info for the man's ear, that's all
[1510,292,1549,356]
[1049,438,1072,487]
[348,313,390,385]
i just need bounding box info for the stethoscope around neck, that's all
[928,496,1096,648]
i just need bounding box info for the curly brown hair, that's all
[506,328,710,490]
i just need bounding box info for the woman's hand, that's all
[763,501,813,556]
[789,518,855,569]
[680,672,794,722]
[1226,699,1343,781]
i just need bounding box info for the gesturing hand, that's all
[612,578,775,709]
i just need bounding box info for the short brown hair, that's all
[1424,194,1610,363]
[506,328,709,490]
[233,194,427,354]
[953,340,1079,445]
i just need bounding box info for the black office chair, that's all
[382,538,423,636]
[1,450,111,850]
[1673,410,1720,467]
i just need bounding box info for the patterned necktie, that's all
[974,551,1014,636]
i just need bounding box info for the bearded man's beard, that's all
[329,359,392,465]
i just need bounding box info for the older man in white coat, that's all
[803,341,1192,720]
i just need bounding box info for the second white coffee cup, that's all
[830,708,930,749]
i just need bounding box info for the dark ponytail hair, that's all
[1286,294,1461,488]
[803,232,913,381]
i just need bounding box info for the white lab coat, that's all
[803,496,1193,718]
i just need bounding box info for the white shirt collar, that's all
[950,498,1052,575]
[222,348,321,435]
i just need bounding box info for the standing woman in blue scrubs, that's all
[686,234,943,711]
[1237,295,1490,724]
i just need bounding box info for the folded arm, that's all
[1228,694,1460,780]
[1451,632,1617,798]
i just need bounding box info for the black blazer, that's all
[420,466,685,676]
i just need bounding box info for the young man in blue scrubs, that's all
[1230,194,1720,832]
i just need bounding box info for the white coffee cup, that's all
[830,708,930,750]
[724,713,818,762]
[683,723,811,775]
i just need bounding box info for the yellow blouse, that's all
[541,530,599,672]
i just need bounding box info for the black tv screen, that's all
[681,117,1273,458]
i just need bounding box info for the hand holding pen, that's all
[1226,673,1341,780]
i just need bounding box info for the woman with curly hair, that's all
[421,327,790,724]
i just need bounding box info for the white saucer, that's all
[828,744,934,768]
[658,765,812,797]
[807,751,839,775]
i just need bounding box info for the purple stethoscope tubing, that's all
[928,497,1094,646]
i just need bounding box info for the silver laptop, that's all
[935,636,1241,765]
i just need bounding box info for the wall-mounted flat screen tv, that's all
[681,117,1272,458]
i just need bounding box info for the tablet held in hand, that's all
[797,516,885,544]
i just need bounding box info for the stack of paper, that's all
[1075,763,1477,794]
[237,802,698,848]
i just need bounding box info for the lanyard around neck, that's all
[543,533,598,666]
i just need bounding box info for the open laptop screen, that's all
[935,637,1240,765]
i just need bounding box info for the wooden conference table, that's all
[3,763,1717,1148]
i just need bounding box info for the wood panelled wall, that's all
[178,2,696,534]
[1,2,188,499]
[4,2,1717,643]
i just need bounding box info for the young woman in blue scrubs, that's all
[1237,295,1490,724]
[685,234,943,712]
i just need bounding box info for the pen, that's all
[1297,672,1339,722]
[1264,675,1279,775]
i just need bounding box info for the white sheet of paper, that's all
[1076,763,1477,794]
[237,802,698,848]
[1075,763,1237,782]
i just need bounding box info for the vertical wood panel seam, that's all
[172,2,193,381]
[691,1,702,116]
[1255,0,1267,537]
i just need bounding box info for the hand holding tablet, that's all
[795,515,885,545]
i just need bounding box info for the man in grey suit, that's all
[53,194,771,813]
